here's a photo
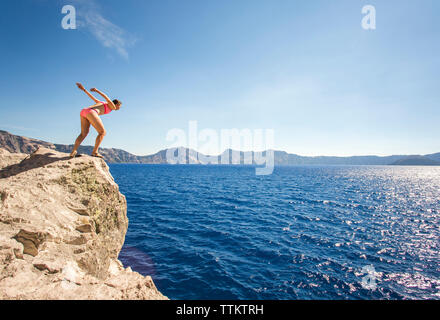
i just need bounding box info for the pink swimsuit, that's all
[80,101,112,118]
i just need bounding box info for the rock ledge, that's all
[0,147,167,300]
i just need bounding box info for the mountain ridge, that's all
[1,129,439,166]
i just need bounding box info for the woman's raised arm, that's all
[76,82,99,103]
[90,88,117,110]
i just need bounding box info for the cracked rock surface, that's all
[0,147,167,300]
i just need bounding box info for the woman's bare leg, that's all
[86,111,106,156]
[70,116,90,157]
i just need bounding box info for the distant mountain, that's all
[0,130,54,153]
[390,156,440,166]
[425,152,440,162]
[1,129,439,166]
[272,151,405,165]
[0,130,201,164]
[53,144,142,163]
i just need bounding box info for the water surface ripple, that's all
[110,165,440,300]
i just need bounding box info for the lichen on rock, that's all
[0,147,167,300]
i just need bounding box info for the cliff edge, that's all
[0,147,167,300]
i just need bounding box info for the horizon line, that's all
[1,129,438,159]
[131,147,438,159]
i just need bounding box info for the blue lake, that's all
[109,164,440,300]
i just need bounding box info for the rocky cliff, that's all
[0,147,167,300]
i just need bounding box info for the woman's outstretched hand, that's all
[76,83,85,91]
[90,88,98,93]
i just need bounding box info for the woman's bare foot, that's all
[70,150,77,158]
[91,152,104,159]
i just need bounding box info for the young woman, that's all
[70,83,122,159]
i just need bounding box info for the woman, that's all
[70,83,122,159]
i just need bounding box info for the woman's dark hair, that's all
[113,99,122,106]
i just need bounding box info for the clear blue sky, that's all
[1,0,439,156]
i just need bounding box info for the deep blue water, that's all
[109,164,440,300]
